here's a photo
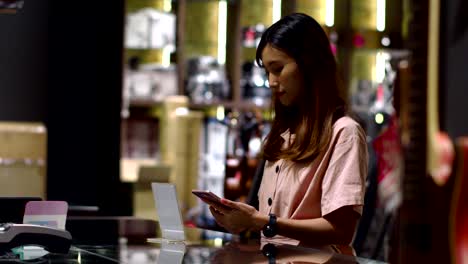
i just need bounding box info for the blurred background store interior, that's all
[0,0,467,262]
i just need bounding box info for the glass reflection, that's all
[157,241,186,264]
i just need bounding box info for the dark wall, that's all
[0,1,48,121]
[440,0,468,138]
[46,1,132,215]
[0,1,132,215]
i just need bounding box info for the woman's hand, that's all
[206,198,263,234]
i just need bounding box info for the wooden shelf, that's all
[129,98,270,111]
[129,99,162,108]
[189,100,270,110]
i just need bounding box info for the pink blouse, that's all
[258,116,368,251]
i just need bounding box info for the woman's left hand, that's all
[207,198,261,234]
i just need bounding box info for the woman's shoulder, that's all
[332,116,366,143]
[333,116,359,129]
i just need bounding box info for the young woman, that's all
[204,13,368,254]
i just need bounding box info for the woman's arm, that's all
[209,199,360,246]
[253,206,360,246]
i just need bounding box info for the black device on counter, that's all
[0,223,72,254]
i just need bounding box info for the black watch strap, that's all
[262,243,277,264]
[262,213,277,238]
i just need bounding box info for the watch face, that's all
[263,224,275,238]
[263,214,277,238]
[262,243,277,258]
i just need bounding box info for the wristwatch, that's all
[262,243,277,264]
[262,213,277,238]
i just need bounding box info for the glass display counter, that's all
[0,227,386,263]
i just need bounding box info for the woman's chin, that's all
[279,98,291,106]
[274,97,292,107]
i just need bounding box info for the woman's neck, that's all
[283,105,300,132]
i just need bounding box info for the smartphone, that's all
[191,190,233,210]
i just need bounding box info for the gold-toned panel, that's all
[125,49,163,65]
[243,47,257,63]
[126,0,165,13]
[185,1,219,58]
[241,0,273,27]
[296,0,327,25]
[351,0,377,30]
[0,122,47,198]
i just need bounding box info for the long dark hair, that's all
[256,13,347,163]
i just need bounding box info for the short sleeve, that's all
[321,126,368,216]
